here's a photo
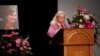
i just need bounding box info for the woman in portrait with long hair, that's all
[4,6,17,30]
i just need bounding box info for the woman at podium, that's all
[47,11,71,38]
[47,11,71,56]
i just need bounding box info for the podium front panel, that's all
[63,29,94,56]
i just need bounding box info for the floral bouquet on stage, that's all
[71,6,95,28]
[70,6,100,46]
[0,31,33,56]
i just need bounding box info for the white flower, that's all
[28,47,32,50]
[79,24,84,28]
[80,14,84,16]
[84,15,90,20]
[92,21,95,26]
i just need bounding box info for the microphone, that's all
[0,18,4,23]
[66,18,71,24]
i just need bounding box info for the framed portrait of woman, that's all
[0,5,19,30]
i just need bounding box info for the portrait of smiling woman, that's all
[0,5,19,30]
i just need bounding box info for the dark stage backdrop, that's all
[18,0,58,56]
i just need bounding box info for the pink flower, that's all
[2,34,12,38]
[15,38,21,47]
[20,47,24,51]
[84,8,88,13]
[22,40,30,46]
[2,31,19,38]
[12,49,16,52]
[85,20,94,28]
[7,49,13,54]
[23,46,27,49]
[79,7,87,14]
[1,46,5,49]
[79,19,83,22]
[7,42,12,47]
[79,7,84,14]
[11,31,19,35]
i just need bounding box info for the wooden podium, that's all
[64,28,94,56]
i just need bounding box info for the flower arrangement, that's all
[69,6,100,46]
[71,6,95,28]
[0,31,33,56]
